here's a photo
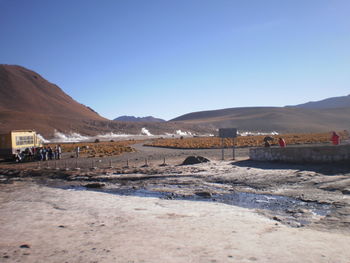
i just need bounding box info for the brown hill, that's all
[0,64,108,136]
[7,64,346,137]
[114,116,166,122]
[288,94,350,109]
[170,106,350,133]
[0,65,210,137]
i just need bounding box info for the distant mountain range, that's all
[288,94,350,109]
[114,116,165,122]
[170,94,350,133]
[1,64,349,137]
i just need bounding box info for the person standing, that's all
[57,145,62,160]
[54,145,58,160]
[48,146,53,160]
[263,136,273,147]
[39,147,43,161]
[75,146,80,158]
[278,137,286,147]
[331,132,340,145]
[43,147,48,161]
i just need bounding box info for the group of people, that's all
[263,131,341,148]
[15,145,62,162]
[264,136,286,147]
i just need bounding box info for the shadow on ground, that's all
[233,159,350,176]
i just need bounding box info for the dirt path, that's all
[1,181,350,263]
[0,142,250,170]
[114,143,250,165]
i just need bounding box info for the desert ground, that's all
[1,141,350,262]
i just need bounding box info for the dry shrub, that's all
[144,131,349,149]
[46,140,143,157]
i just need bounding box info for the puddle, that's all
[210,192,332,216]
[63,185,333,219]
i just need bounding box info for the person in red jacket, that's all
[331,132,340,145]
[278,137,286,147]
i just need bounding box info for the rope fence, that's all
[19,156,170,171]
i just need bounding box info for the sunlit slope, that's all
[290,94,350,109]
[0,65,211,137]
[0,64,108,135]
[171,106,350,133]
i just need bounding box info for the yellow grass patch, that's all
[46,140,143,158]
[144,131,349,149]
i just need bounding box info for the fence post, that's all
[75,159,80,170]
[232,137,236,160]
[124,159,129,168]
[160,156,167,166]
[221,138,225,160]
[91,159,98,170]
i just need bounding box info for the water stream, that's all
[63,185,333,225]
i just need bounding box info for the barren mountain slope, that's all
[0,64,108,136]
[290,94,350,109]
[0,65,105,119]
[171,106,350,133]
[114,116,166,122]
[0,65,210,137]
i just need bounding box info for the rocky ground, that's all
[0,143,349,262]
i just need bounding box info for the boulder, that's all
[182,156,210,165]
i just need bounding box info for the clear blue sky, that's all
[1,0,349,120]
